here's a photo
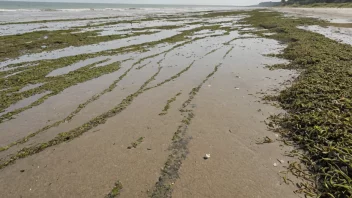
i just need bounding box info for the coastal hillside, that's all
[282,0,352,7]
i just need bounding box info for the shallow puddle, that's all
[46,56,110,77]
[18,83,46,93]
[0,8,314,198]
[0,91,51,117]
[299,25,352,45]
[0,25,201,68]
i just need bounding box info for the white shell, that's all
[204,154,211,159]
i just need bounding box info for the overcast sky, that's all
[5,0,276,6]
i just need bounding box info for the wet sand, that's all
[273,7,352,46]
[0,9,313,198]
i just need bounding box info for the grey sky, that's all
[6,0,276,6]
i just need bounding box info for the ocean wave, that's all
[0,8,144,12]
[0,8,39,12]
[0,6,232,13]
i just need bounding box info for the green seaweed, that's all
[204,47,222,56]
[145,60,195,91]
[243,10,352,197]
[136,61,152,70]
[0,10,242,171]
[0,30,218,152]
[127,137,145,149]
[0,60,121,122]
[282,2,352,8]
[223,46,234,59]
[0,64,162,169]
[0,24,230,123]
[0,29,156,61]
[0,57,137,152]
[151,63,222,197]
[105,181,123,198]
[159,92,181,116]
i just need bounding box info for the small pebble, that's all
[204,154,211,160]
[273,163,278,167]
[235,87,240,90]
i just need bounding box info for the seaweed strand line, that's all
[243,10,352,197]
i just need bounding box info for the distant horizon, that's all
[0,0,240,6]
[0,0,278,6]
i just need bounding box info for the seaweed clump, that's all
[159,92,181,116]
[105,181,123,198]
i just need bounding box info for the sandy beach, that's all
[0,5,351,198]
[272,7,352,23]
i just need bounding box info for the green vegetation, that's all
[4,8,351,197]
[151,63,222,197]
[0,59,121,122]
[127,137,145,149]
[159,92,181,116]
[198,10,247,18]
[298,2,352,7]
[242,10,352,197]
[0,64,162,170]
[135,61,151,70]
[0,56,136,152]
[205,47,221,56]
[223,46,234,59]
[145,61,195,91]
[0,29,157,61]
[0,24,228,154]
[0,24,229,123]
[105,181,123,198]
[281,0,352,7]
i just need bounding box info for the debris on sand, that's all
[256,136,274,144]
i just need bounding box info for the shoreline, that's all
[272,7,352,22]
